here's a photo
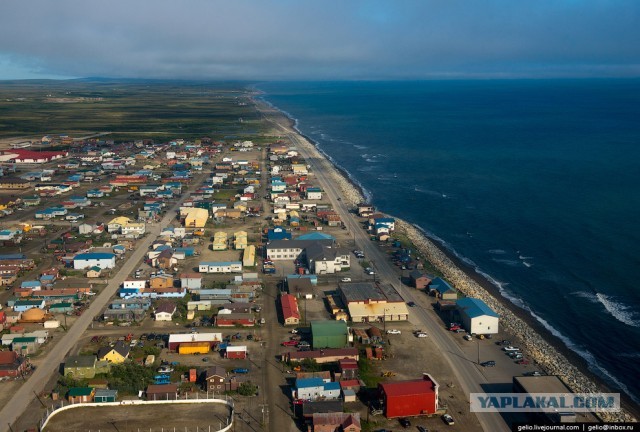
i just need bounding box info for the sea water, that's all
[258,80,640,403]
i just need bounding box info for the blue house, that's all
[429,277,457,299]
[268,226,292,241]
[21,280,42,290]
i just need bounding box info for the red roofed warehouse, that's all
[280,293,300,326]
[378,373,439,418]
[0,149,67,164]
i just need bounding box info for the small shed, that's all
[146,384,178,400]
[225,345,247,359]
[68,387,95,404]
[94,388,118,402]
[342,388,357,403]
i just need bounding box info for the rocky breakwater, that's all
[396,219,635,422]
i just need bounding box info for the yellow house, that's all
[243,245,256,267]
[212,231,228,250]
[97,341,130,364]
[183,208,209,228]
[234,231,248,250]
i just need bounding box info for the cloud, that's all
[0,0,639,80]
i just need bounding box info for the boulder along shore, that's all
[255,96,636,422]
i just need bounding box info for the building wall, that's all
[465,315,499,335]
[384,393,437,418]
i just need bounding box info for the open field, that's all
[0,79,263,141]
[43,402,232,432]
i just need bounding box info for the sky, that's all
[0,0,639,80]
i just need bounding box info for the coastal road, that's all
[0,173,207,432]
[265,111,510,432]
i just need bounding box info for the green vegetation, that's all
[358,357,382,388]
[0,80,267,140]
[105,363,156,395]
[237,382,258,396]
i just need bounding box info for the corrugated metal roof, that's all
[456,297,499,318]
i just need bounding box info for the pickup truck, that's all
[503,346,520,352]
[282,340,299,347]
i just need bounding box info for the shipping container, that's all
[178,342,210,355]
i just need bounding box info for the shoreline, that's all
[252,94,637,422]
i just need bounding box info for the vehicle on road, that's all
[480,361,496,367]
[407,301,416,307]
[386,329,401,335]
[442,414,455,425]
[365,268,375,275]
[232,368,249,374]
[202,357,209,362]
[463,334,473,341]
[399,417,411,428]
[340,277,352,282]
[503,346,520,352]
[415,332,428,338]
[417,426,428,432]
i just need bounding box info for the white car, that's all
[503,346,520,352]
[442,414,455,425]
[463,334,473,341]
[340,277,352,282]
[386,329,401,335]
[416,332,428,338]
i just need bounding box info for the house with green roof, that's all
[311,320,348,349]
[68,387,95,403]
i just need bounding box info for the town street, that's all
[270,118,510,432]
[0,173,207,432]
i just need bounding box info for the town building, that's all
[456,297,499,334]
[154,302,177,321]
[73,252,116,270]
[311,320,348,349]
[280,294,300,326]
[378,374,440,418]
[97,341,130,364]
[312,413,361,432]
[338,282,409,323]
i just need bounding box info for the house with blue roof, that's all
[271,180,287,193]
[297,232,335,241]
[267,226,292,241]
[21,280,42,290]
[429,277,457,300]
[73,252,116,270]
[456,297,499,335]
[86,189,104,198]
[306,187,322,200]
[292,378,341,401]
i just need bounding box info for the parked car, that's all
[386,329,401,335]
[442,414,455,425]
[399,417,411,428]
[463,334,473,341]
[340,277,352,282]
[417,426,428,432]
[503,346,520,352]
[480,361,496,367]
[415,332,428,338]
[232,368,249,374]
[281,340,298,347]
[516,359,530,365]
[524,371,543,377]
[449,324,461,331]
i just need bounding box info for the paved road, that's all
[0,173,206,432]
[265,114,510,432]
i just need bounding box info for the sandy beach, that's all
[254,94,637,423]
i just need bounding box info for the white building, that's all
[73,253,116,270]
[123,280,146,290]
[456,298,499,334]
[198,261,243,274]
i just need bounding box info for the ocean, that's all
[258,80,640,403]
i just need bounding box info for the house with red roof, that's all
[378,373,439,418]
[280,293,300,326]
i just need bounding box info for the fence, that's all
[39,395,235,432]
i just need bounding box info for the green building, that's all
[64,355,97,379]
[311,320,348,349]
